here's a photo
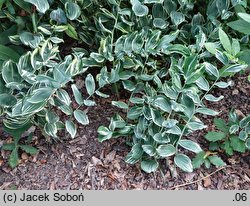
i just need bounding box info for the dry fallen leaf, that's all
[40,159,47,164]
[235,109,245,118]
[104,151,116,163]
[203,177,212,187]
[49,181,56,190]
[0,158,4,166]
[21,153,29,160]
[232,89,239,95]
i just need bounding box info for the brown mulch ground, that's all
[0,72,249,190]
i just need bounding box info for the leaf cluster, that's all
[0,0,249,172]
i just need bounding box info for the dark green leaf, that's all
[208,155,226,167]
[205,132,226,142]
[20,145,38,155]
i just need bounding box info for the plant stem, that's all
[113,82,120,99]
[32,13,37,33]
[175,75,222,150]
[110,0,121,99]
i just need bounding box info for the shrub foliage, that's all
[0,0,249,171]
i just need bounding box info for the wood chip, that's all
[91,156,103,166]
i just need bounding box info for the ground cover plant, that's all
[0,0,249,176]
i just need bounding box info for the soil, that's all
[0,72,249,190]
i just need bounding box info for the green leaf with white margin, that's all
[203,62,219,78]
[239,131,248,141]
[112,101,128,109]
[145,30,161,51]
[245,138,250,149]
[95,91,110,98]
[0,94,17,107]
[45,111,59,124]
[166,125,182,135]
[20,101,46,116]
[174,154,193,173]
[24,0,49,14]
[229,124,239,134]
[205,42,219,55]
[162,119,178,128]
[83,100,96,106]
[98,126,110,136]
[224,64,248,73]
[127,106,142,120]
[196,77,209,91]
[153,133,170,144]
[144,0,164,3]
[132,0,149,17]
[74,110,89,125]
[239,115,250,128]
[142,145,156,156]
[44,123,57,137]
[205,132,226,142]
[196,108,219,116]
[208,155,226,167]
[56,89,71,106]
[156,144,176,157]
[58,105,73,115]
[50,8,67,24]
[125,144,144,164]
[65,24,78,40]
[97,126,113,142]
[2,60,22,84]
[65,120,77,138]
[204,94,224,102]
[85,74,95,96]
[181,95,195,119]
[219,28,232,54]
[28,88,53,103]
[214,81,232,88]
[153,96,171,112]
[20,32,43,48]
[153,18,167,29]
[141,159,159,173]
[187,121,207,131]
[170,11,185,26]
[71,84,84,105]
[178,140,202,153]
[65,2,81,20]
[238,12,250,23]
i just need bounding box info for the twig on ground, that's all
[169,166,229,190]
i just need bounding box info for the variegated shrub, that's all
[0,0,249,171]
